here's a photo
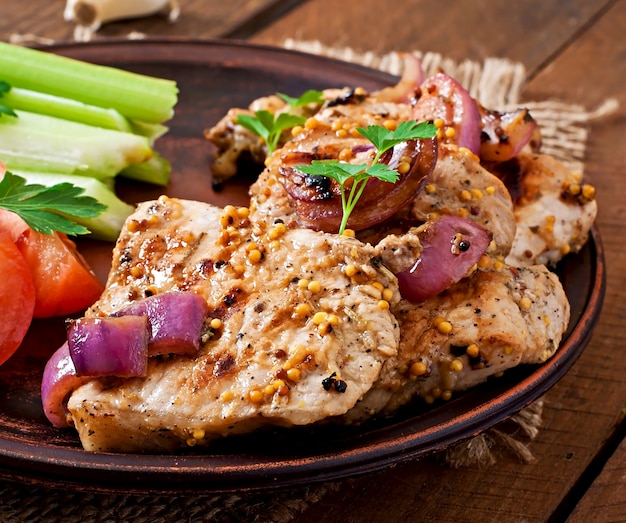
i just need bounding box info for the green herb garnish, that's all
[236,90,324,155]
[0,81,17,119]
[276,90,324,108]
[0,171,107,235]
[296,120,437,234]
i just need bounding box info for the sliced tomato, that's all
[0,231,36,365]
[0,209,30,242]
[0,209,104,318]
[15,230,104,318]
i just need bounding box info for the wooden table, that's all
[2,1,625,521]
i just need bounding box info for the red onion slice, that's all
[67,316,149,378]
[375,52,424,103]
[41,342,90,428]
[479,107,537,162]
[413,73,481,154]
[283,137,438,232]
[397,215,491,303]
[113,291,209,356]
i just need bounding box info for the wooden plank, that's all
[568,435,626,522]
[523,3,626,519]
[0,0,290,43]
[249,0,613,76]
[295,390,621,522]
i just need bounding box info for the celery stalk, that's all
[120,153,172,186]
[2,85,133,132]
[0,110,153,179]
[9,170,135,241]
[128,120,169,143]
[0,42,178,124]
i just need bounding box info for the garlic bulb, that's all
[64,0,180,41]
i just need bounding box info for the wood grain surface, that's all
[0,0,296,42]
[2,1,625,521]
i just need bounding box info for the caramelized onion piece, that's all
[397,215,491,303]
[282,137,438,233]
[375,52,424,103]
[67,316,149,378]
[479,107,538,162]
[113,291,209,356]
[41,342,90,428]
[41,292,209,428]
[413,73,481,154]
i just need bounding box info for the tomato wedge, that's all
[0,231,35,365]
[15,230,104,318]
[0,206,104,318]
[0,208,29,242]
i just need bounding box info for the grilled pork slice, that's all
[409,144,516,256]
[492,153,598,267]
[203,94,291,183]
[244,98,420,233]
[344,262,570,422]
[204,86,414,185]
[69,197,400,452]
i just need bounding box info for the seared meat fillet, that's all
[494,153,598,267]
[345,262,570,422]
[67,193,570,452]
[410,145,516,256]
[69,198,400,452]
[205,86,413,185]
[204,95,291,183]
[63,67,583,453]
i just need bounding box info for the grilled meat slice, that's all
[68,197,400,452]
[204,95,291,184]
[344,262,570,422]
[409,144,516,256]
[492,152,598,267]
[204,86,413,186]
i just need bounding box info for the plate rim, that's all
[0,38,607,494]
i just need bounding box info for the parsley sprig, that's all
[0,171,107,235]
[296,120,437,234]
[0,81,17,119]
[236,90,324,155]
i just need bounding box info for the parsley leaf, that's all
[236,110,276,143]
[0,171,107,235]
[236,90,324,155]
[296,121,437,234]
[237,111,306,156]
[297,159,395,235]
[358,120,437,162]
[0,80,17,119]
[277,90,324,108]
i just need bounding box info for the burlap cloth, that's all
[2,36,616,523]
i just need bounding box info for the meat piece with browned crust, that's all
[68,197,400,452]
[344,261,570,423]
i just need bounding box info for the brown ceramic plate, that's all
[0,39,606,494]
